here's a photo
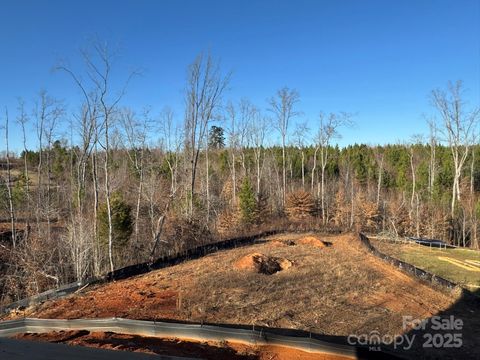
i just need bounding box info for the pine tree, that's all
[98,192,133,250]
[239,177,257,224]
[208,125,225,149]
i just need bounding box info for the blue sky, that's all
[1,0,479,152]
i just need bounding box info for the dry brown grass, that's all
[7,233,457,340]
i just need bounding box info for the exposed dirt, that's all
[296,235,328,248]
[5,233,456,329]
[234,252,293,274]
[15,330,352,360]
[4,232,476,358]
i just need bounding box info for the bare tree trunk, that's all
[350,178,355,228]
[316,112,353,222]
[248,112,267,199]
[45,130,53,244]
[150,190,176,261]
[311,147,319,194]
[232,152,236,205]
[473,204,479,249]
[4,109,16,247]
[301,150,305,190]
[415,193,420,237]
[470,150,475,195]
[185,52,230,218]
[36,102,44,236]
[190,146,200,216]
[376,155,383,206]
[92,146,100,275]
[268,87,300,206]
[320,147,327,225]
[205,135,210,221]
[134,159,144,246]
[432,81,477,219]
[282,142,286,205]
[104,122,114,272]
[256,152,261,196]
[428,120,437,196]
[409,147,416,216]
[18,101,31,241]
[469,151,477,248]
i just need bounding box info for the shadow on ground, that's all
[373,288,480,359]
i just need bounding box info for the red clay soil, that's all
[4,233,456,328]
[296,235,327,248]
[233,252,293,274]
[5,233,475,358]
[15,330,352,360]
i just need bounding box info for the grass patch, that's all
[371,239,480,290]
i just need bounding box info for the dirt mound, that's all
[234,253,292,275]
[269,239,296,247]
[297,236,329,248]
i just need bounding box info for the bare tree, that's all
[427,118,438,196]
[407,135,423,237]
[146,109,184,260]
[432,81,479,218]
[249,113,269,197]
[293,121,310,190]
[268,87,300,206]
[160,107,182,194]
[184,52,230,217]
[314,112,352,224]
[3,108,16,247]
[33,91,63,238]
[407,135,423,212]
[226,102,239,206]
[58,40,137,272]
[226,99,254,205]
[120,108,150,246]
[373,147,384,207]
[17,100,31,240]
[44,100,64,242]
[470,149,478,249]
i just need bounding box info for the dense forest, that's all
[1,43,479,304]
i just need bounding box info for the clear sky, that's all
[1,0,479,152]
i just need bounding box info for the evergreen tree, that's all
[239,177,257,224]
[98,192,133,250]
[208,125,225,149]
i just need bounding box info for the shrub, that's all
[285,190,315,220]
[98,192,133,250]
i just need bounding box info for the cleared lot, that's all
[4,233,478,359]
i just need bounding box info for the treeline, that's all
[0,42,478,304]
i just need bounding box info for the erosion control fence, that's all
[358,233,464,292]
[6,230,465,314]
[1,229,286,313]
[2,226,343,313]
[0,317,386,359]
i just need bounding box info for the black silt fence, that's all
[358,233,461,291]
[1,230,281,313]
